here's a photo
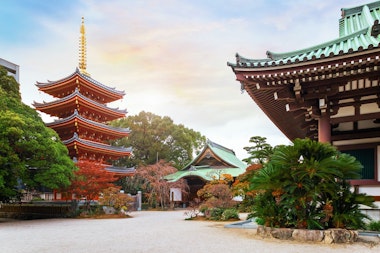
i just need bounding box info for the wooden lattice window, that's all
[342,148,375,180]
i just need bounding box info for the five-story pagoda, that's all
[34,18,132,172]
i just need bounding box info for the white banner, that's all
[170,188,182,202]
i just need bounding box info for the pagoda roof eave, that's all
[63,133,132,155]
[33,89,127,118]
[46,110,130,136]
[105,166,136,175]
[36,68,125,97]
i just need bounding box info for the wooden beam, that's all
[330,112,380,124]
[331,128,380,141]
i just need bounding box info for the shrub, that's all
[198,183,235,208]
[99,187,134,213]
[209,207,224,220]
[255,217,265,225]
[221,208,239,221]
[199,204,209,214]
[196,175,240,221]
[141,203,149,210]
[367,220,380,231]
[250,139,375,229]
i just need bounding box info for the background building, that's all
[228,1,380,202]
[0,58,19,83]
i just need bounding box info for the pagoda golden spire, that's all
[79,17,90,76]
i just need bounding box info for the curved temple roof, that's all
[36,68,125,103]
[46,110,130,133]
[227,1,380,141]
[105,166,136,175]
[228,2,380,69]
[46,110,130,140]
[33,88,127,120]
[63,133,132,156]
[165,140,246,182]
[184,139,246,171]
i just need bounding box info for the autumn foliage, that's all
[99,186,134,211]
[69,160,118,202]
[136,160,188,209]
[197,174,236,210]
[232,164,262,207]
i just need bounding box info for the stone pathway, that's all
[0,210,379,253]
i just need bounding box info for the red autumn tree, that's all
[136,160,188,209]
[197,174,236,210]
[231,163,262,211]
[70,160,118,204]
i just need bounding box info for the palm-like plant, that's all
[249,138,375,229]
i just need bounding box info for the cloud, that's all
[3,0,373,160]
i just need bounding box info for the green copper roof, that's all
[186,140,247,170]
[165,167,245,182]
[340,1,380,36]
[165,140,247,182]
[228,1,380,69]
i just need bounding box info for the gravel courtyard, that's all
[1,210,379,253]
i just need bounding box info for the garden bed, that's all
[256,225,358,244]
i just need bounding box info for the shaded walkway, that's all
[0,210,379,253]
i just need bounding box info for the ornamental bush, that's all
[249,138,375,230]
[196,176,238,221]
[221,208,239,221]
[209,207,225,220]
[367,220,380,231]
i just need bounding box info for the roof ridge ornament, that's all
[79,17,90,77]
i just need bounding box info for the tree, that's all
[243,136,274,164]
[197,181,235,209]
[196,175,237,220]
[231,164,262,212]
[69,160,118,205]
[99,186,134,213]
[133,160,188,209]
[0,67,76,201]
[110,111,206,169]
[249,138,375,229]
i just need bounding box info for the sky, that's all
[0,0,374,160]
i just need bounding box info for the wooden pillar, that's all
[318,113,331,143]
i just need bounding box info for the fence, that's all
[127,191,142,211]
[0,203,71,219]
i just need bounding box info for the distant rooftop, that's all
[0,58,19,83]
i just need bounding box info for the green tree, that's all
[243,136,274,164]
[110,111,206,169]
[249,138,375,230]
[0,67,76,201]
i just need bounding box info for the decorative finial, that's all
[79,17,90,76]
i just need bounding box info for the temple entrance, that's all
[184,176,207,204]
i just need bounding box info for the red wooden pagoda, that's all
[34,18,133,175]
[228,2,380,201]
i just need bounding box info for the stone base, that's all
[257,225,358,244]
